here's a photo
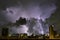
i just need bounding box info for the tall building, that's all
[2,28,9,37]
[49,25,54,39]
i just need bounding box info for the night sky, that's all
[47,0,60,33]
[0,0,60,34]
[0,0,57,22]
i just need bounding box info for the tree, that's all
[16,17,27,26]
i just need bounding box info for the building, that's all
[2,27,9,37]
[49,25,54,39]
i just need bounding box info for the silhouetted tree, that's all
[16,17,26,26]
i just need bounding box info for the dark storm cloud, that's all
[47,0,60,33]
[0,0,56,9]
[0,0,56,22]
[0,0,57,34]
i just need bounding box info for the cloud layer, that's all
[0,0,57,35]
